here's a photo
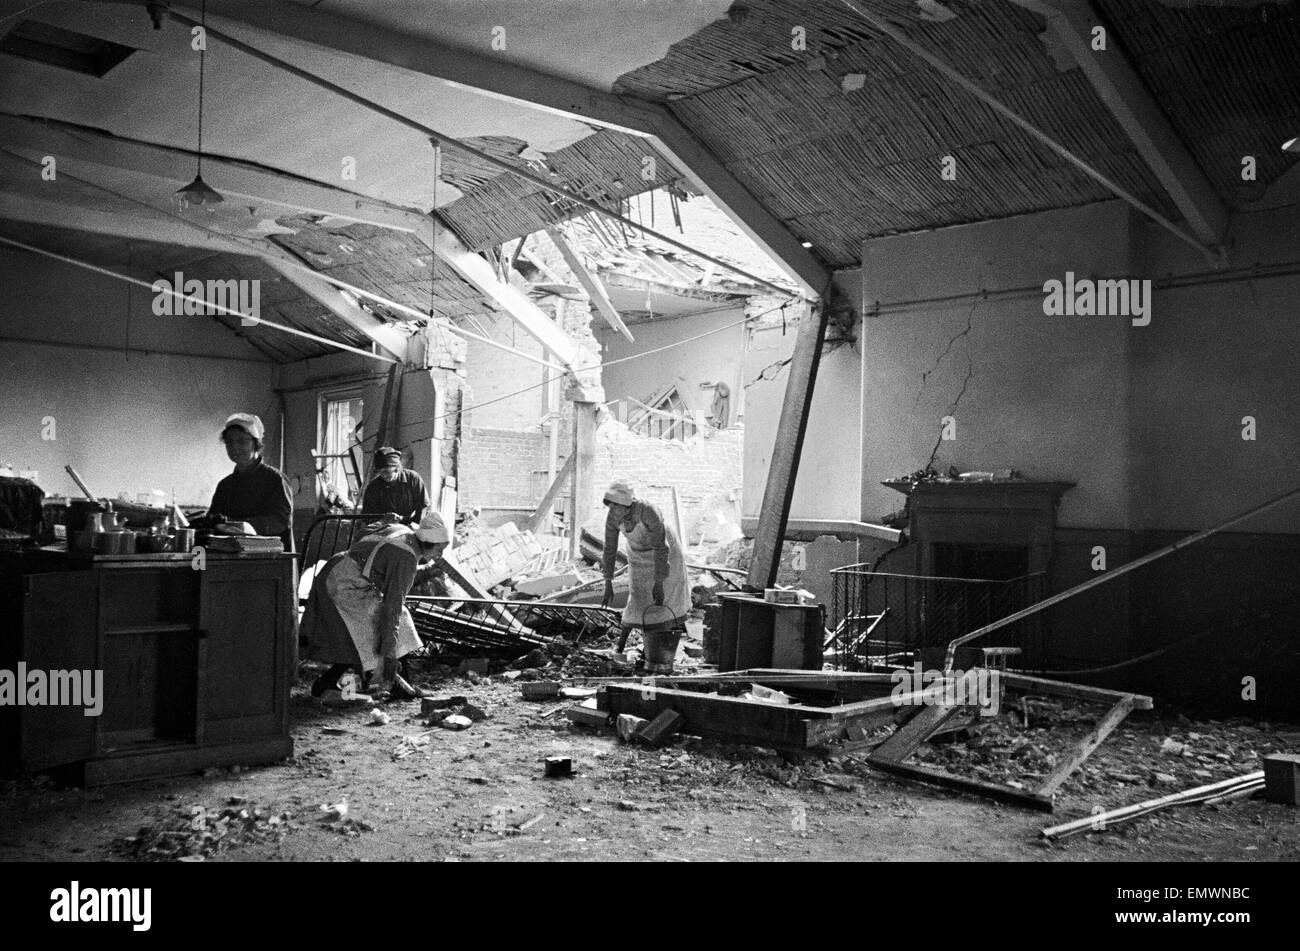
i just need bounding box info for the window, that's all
[319,393,364,507]
[0,21,135,77]
[628,386,697,442]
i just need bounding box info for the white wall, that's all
[595,306,746,419]
[0,248,276,506]
[858,202,1135,529]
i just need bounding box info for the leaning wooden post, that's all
[568,390,601,559]
[746,298,829,590]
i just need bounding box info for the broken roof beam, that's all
[1010,0,1229,256]
[260,247,409,360]
[838,0,1221,265]
[423,219,586,372]
[544,225,634,343]
[122,0,830,297]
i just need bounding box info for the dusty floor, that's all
[2,661,1297,863]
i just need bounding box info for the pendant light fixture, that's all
[175,0,223,211]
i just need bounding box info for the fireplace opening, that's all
[933,542,1030,582]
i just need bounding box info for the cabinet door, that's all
[199,558,293,745]
[20,572,98,771]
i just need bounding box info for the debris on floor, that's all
[110,799,296,862]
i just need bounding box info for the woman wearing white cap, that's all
[207,412,294,549]
[600,481,691,673]
[301,510,451,696]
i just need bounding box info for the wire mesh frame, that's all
[406,596,621,657]
[829,566,1048,671]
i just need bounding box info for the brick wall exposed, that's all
[459,427,554,510]
[459,415,744,547]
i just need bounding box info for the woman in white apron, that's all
[600,481,690,673]
[302,511,450,696]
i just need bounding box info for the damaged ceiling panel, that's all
[271,217,501,327]
[1097,0,1300,205]
[438,128,688,252]
[613,0,1173,266]
[613,0,1296,266]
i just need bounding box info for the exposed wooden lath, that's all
[609,0,1296,267]
[271,218,498,326]
[439,128,684,251]
[439,135,536,193]
[1098,0,1300,203]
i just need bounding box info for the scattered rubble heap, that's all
[110,797,296,862]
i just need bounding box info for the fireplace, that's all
[885,479,1074,581]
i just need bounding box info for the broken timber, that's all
[865,671,1152,812]
[597,669,952,752]
[595,667,1150,812]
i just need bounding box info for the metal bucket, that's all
[640,605,681,671]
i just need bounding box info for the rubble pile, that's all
[110,797,296,861]
[911,698,1283,797]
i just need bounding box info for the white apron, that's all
[324,535,422,674]
[622,517,691,628]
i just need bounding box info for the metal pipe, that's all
[866,260,1300,318]
[167,9,797,298]
[944,484,1300,669]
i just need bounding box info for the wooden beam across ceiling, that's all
[0,192,399,362]
[544,225,635,343]
[0,114,570,368]
[1009,0,1230,256]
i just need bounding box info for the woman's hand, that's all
[653,580,665,606]
[601,580,614,608]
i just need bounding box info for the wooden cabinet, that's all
[716,593,825,672]
[3,552,295,784]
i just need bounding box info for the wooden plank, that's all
[869,669,984,763]
[545,226,634,343]
[1036,694,1138,797]
[526,453,575,535]
[746,300,829,589]
[83,736,293,787]
[1041,771,1266,839]
[569,401,598,559]
[870,758,1055,811]
[1001,672,1153,710]
[869,701,970,765]
[600,684,822,750]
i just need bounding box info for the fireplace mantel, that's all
[884,480,1075,576]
